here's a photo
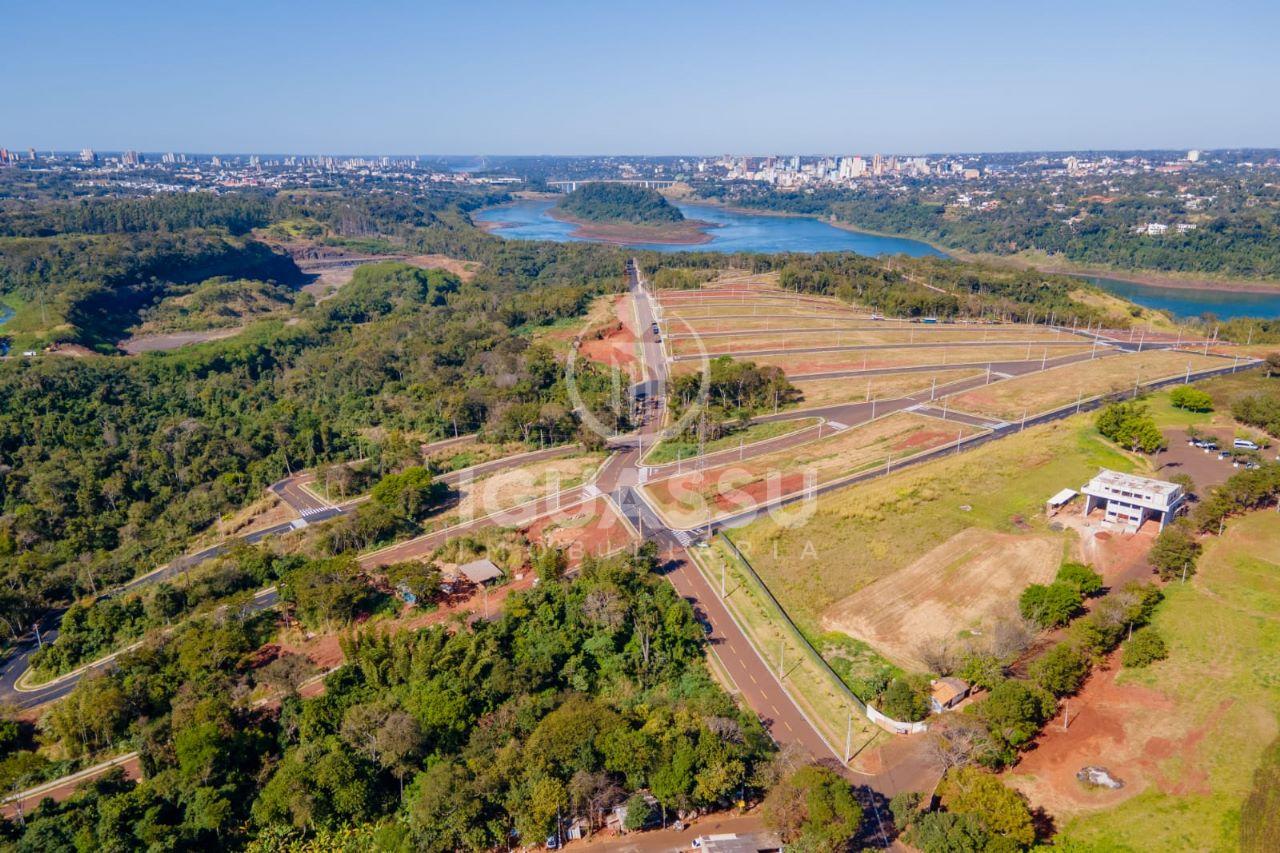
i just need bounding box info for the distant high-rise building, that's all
[80,148,97,164]
[871,153,883,176]
[1187,149,1202,162]
[162,152,176,164]
[122,150,140,166]
[27,148,36,161]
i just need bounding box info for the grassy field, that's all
[688,541,884,756]
[642,412,983,528]
[790,369,984,410]
[941,350,1229,421]
[1044,510,1280,851]
[642,418,819,465]
[671,343,1094,378]
[667,326,1074,357]
[727,414,1141,634]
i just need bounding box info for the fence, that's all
[719,533,928,737]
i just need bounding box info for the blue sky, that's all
[2,0,1277,154]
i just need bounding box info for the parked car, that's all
[1234,438,1259,450]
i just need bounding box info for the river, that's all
[476,200,1280,319]
[1073,274,1280,321]
[474,199,945,257]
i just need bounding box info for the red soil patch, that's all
[579,322,637,370]
[892,428,951,452]
[1006,650,1229,818]
[523,497,636,566]
[712,471,807,512]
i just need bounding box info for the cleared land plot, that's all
[449,453,603,521]
[726,416,1139,633]
[1014,510,1280,850]
[643,418,820,466]
[941,350,1229,421]
[823,528,1063,669]
[663,300,869,320]
[672,343,1095,377]
[668,327,1074,357]
[790,369,985,410]
[523,497,636,567]
[641,412,983,528]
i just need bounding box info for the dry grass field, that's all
[641,411,983,528]
[671,343,1094,377]
[725,415,1140,634]
[667,326,1074,357]
[941,350,1230,421]
[790,369,985,409]
[822,528,1063,668]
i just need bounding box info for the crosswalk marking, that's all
[299,506,331,519]
[582,484,602,498]
[672,530,694,546]
[825,420,850,431]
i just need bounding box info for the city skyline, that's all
[2,0,1278,153]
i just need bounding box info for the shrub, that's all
[1019,581,1083,628]
[1149,519,1202,580]
[1029,642,1090,697]
[1122,628,1169,668]
[1056,562,1104,597]
[1170,385,1214,412]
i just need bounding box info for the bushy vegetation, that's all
[1169,384,1214,412]
[1095,400,1165,453]
[1121,627,1168,667]
[556,183,684,224]
[1,549,774,849]
[667,355,799,430]
[894,766,1037,851]
[762,765,863,851]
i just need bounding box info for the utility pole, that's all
[845,707,854,763]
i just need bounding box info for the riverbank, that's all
[695,197,1280,295]
[547,207,716,246]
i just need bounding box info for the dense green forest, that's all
[556,184,684,224]
[0,549,775,851]
[699,177,1280,280]
[0,189,638,631]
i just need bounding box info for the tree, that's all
[1018,581,1083,628]
[279,555,368,629]
[1028,642,1089,697]
[762,765,863,853]
[1265,351,1280,378]
[370,466,446,521]
[1170,385,1214,412]
[937,766,1036,848]
[904,810,995,853]
[1122,628,1169,668]
[383,560,442,603]
[533,546,569,584]
[409,761,490,851]
[879,678,929,722]
[621,791,653,831]
[1095,402,1165,453]
[973,680,1055,765]
[1149,519,1202,580]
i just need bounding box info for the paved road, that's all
[0,441,587,709]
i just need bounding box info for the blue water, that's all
[1076,275,1280,320]
[475,199,946,257]
[475,200,1280,318]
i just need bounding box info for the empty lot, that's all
[822,527,1063,669]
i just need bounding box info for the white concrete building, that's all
[1082,469,1185,531]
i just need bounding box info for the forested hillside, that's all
[557,184,684,224]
